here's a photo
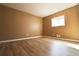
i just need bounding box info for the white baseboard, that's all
[43,36,79,42]
[0,35,78,43]
[0,36,42,43]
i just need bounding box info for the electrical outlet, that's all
[56,34,61,38]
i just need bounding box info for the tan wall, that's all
[0,4,79,41]
[43,5,79,40]
[0,5,42,41]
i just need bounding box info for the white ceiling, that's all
[2,3,78,17]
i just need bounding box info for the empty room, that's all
[0,3,79,56]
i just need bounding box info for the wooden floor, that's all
[0,37,79,56]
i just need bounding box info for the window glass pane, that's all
[51,15,65,27]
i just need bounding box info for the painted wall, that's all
[0,4,79,41]
[43,5,79,40]
[0,5,42,41]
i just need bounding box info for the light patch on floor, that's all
[52,39,79,50]
[62,41,79,50]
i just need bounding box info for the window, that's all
[51,15,65,27]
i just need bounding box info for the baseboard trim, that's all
[0,36,42,43]
[0,35,78,43]
[43,36,79,42]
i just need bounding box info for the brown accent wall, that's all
[43,5,79,40]
[0,5,42,41]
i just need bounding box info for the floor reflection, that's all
[49,39,79,56]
